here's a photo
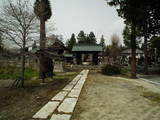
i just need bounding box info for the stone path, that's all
[32,69,89,120]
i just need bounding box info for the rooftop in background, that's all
[120,49,144,55]
[72,44,103,52]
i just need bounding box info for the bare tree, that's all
[0,0,39,87]
[110,34,121,62]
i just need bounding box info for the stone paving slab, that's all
[57,98,78,113]
[69,75,81,85]
[68,89,81,98]
[80,70,86,75]
[81,75,87,80]
[63,84,74,91]
[33,101,60,119]
[73,82,84,91]
[52,91,68,101]
[50,114,71,120]
[78,78,86,84]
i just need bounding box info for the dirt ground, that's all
[71,71,160,120]
[0,72,77,120]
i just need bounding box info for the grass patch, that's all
[25,72,77,86]
[0,67,38,80]
[142,92,160,105]
[0,71,78,120]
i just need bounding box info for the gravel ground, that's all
[71,72,160,120]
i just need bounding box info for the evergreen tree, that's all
[77,30,86,43]
[34,0,52,81]
[107,0,144,78]
[100,35,105,51]
[88,32,97,44]
[34,0,52,49]
[66,33,76,50]
[123,24,142,48]
[100,35,106,60]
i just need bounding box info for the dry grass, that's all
[142,92,160,105]
[71,72,160,120]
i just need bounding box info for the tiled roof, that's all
[72,44,103,52]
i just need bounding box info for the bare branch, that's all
[0,0,39,48]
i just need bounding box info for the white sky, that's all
[0,0,125,45]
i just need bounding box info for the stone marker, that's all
[57,98,78,113]
[54,61,64,72]
[33,101,60,119]
[50,114,71,120]
[52,91,68,101]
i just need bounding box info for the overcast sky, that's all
[0,0,125,45]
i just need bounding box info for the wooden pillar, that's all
[92,52,98,65]
[76,53,82,65]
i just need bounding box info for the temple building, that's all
[72,44,103,65]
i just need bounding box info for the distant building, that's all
[119,48,144,66]
[120,49,144,56]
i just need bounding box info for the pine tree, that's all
[123,24,142,48]
[100,35,105,51]
[34,0,52,81]
[100,35,106,61]
[77,30,86,43]
[88,32,97,44]
[34,0,52,49]
[107,0,144,78]
[66,33,76,50]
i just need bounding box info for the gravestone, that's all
[53,61,64,72]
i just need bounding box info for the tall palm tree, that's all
[34,0,52,82]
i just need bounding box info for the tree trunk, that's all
[144,23,148,74]
[39,17,46,82]
[40,17,46,50]
[131,24,137,78]
[21,34,26,87]
[21,54,25,87]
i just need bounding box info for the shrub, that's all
[101,64,121,75]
